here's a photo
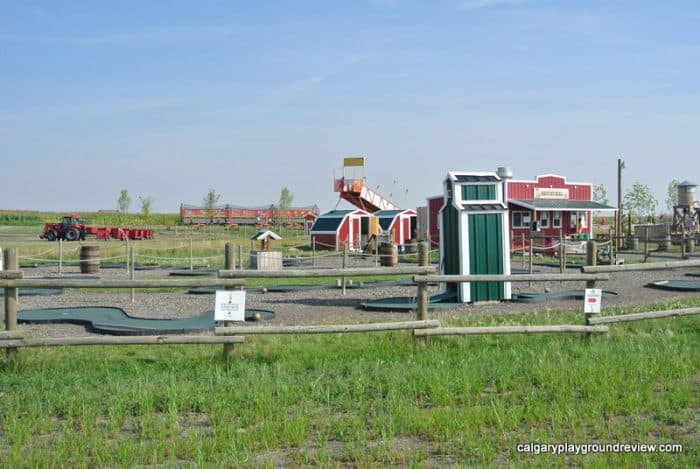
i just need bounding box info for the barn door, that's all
[468,213,504,301]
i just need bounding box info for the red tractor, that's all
[40,215,88,242]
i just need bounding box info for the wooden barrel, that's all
[379,242,398,267]
[80,246,100,274]
[657,236,672,251]
[404,238,418,254]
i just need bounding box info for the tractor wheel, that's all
[46,230,57,242]
[65,228,80,241]
[79,230,87,241]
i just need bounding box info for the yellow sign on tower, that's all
[343,157,365,167]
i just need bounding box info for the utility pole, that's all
[616,158,625,250]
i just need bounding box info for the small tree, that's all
[139,196,153,218]
[279,187,294,209]
[592,184,609,205]
[665,179,679,213]
[203,188,220,223]
[623,182,658,221]
[118,189,131,213]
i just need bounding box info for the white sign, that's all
[215,290,246,321]
[534,187,569,199]
[584,288,602,314]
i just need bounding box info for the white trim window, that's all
[539,211,549,228]
[552,211,562,228]
[512,211,531,229]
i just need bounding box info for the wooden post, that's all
[644,227,649,262]
[312,238,316,268]
[4,248,18,360]
[416,241,430,345]
[129,246,135,303]
[375,237,379,267]
[559,230,565,274]
[238,244,243,270]
[58,239,63,275]
[341,243,347,296]
[584,239,599,333]
[521,233,525,269]
[189,238,194,271]
[681,227,687,259]
[585,239,597,279]
[222,243,236,361]
[417,242,429,321]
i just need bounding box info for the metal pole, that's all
[125,239,129,272]
[616,158,624,251]
[4,248,18,360]
[528,236,533,288]
[58,239,63,275]
[521,233,525,269]
[189,238,194,271]
[223,243,236,361]
[312,238,316,268]
[130,246,135,303]
[238,244,243,270]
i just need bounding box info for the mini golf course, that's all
[18,307,274,335]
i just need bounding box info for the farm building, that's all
[374,209,417,247]
[506,174,616,244]
[428,173,617,250]
[440,171,511,303]
[310,209,371,251]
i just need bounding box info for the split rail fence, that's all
[1,243,700,364]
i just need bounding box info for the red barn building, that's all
[375,209,417,247]
[310,209,371,251]
[428,174,616,250]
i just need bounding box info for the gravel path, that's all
[4,253,700,339]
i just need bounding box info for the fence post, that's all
[4,248,18,360]
[223,243,236,361]
[189,238,194,271]
[341,243,347,296]
[130,246,135,303]
[312,238,316,268]
[584,239,599,333]
[415,241,430,345]
[644,227,649,262]
[559,231,565,274]
[521,233,525,269]
[58,239,63,275]
[238,244,243,270]
[681,228,687,259]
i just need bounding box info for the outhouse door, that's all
[468,213,505,301]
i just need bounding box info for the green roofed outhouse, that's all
[439,171,512,302]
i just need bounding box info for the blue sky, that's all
[1,0,698,213]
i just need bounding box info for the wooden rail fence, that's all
[2,242,699,363]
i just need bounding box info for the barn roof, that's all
[311,217,344,232]
[250,229,282,241]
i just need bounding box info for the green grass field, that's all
[1,298,697,466]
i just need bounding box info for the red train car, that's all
[179,204,319,226]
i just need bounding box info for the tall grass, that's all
[0,298,697,466]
